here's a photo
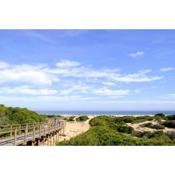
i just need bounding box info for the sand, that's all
[127,120,160,132]
[127,120,175,133]
[57,115,97,142]
[58,121,90,142]
[58,115,175,142]
[57,115,154,142]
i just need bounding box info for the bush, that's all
[47,115,62,118]
[76,116,89,122]
[134,131,165,139]
[134,131,153,138]
[57,116,175,146]
[141,123,153,127]
[154,113,167,120]
[114,116,154,124]
[131,116,154,123]
[0,104,46,125]
[152,125,165,129]
[141,123,165,129]
[114,116,136,123]
[162,120,175,128]
[66,116,75,121]
[90,116,116,129]
[167,115,175,120]
[155,113,165,117]
[116,125,134,134]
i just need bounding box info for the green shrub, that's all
[155,113,165,117]
[76,116,89,122]
[152,125,165,129]
[134,131,153,138]
[66,116,75,121]
[0,104,46,125]
[134,131,165,139]
[141,123,165,129]
[57,116,175,146]
[114,116,136,123]
[131,116,154,123]
[113,116,154,124]
[167,115,175,120]
[162,120,175,128]
[90,116,115,128]
[116,125,134,134]
[141,123,153,127]
[47,115,62,118]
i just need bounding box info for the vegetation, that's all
[65,116,76,121]
[46,114,63,118]
[76,116,89,122]
[154,113,167,121]
[116,125,134,134]
[167,115,175,120]
[141,123,165,130]
[114,115,154,124]
[134,131,165,139]
[0,104,46,125]
[162,120,175,128]
[155,113,165,118]
[57,114,175,146]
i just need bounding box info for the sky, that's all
[0,29,175,111]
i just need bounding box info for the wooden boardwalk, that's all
[0,119,65,146]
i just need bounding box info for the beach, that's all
[57,114,153,142]
[58,114,175,143]
[58,116,93,142]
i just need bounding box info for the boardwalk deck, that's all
[0,119,65,146]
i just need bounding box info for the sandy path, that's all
[127,120,159,132]
[127,120,175,133]
[58,121,90,142]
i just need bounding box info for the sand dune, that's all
[58,121,90,142]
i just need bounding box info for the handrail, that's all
[0,119,65,146]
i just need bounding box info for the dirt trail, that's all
[58,121,90,142]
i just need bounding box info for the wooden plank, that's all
[24,124,28,145]
[14,128,17,146]
[32,125,35,141]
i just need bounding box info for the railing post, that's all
[39,124,41,138]
[0,119,64,146]
[63,122,66,135]
[44,124,46,135]
[14,128,17,146]
[48,124,51,134]
[24,124,28,145]
[32,125,35,144]
[10,125,13,137]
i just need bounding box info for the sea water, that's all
[37,110,175,115]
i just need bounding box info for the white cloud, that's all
[0,60,162,99]
[160,67,174,72]
[60,83,90,95]
[111,70,162,83]
[46,61,162,83]
[94,87,130,96]
[102,82,116,86]
[0,86,58,96]
[129,51,144,58]
[0,62,59,85]
[56,59,81,68]
[0,61,10,69]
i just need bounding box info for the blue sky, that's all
[0,30,175,111]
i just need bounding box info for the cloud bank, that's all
[0,59,163,102]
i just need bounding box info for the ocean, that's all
[37,110,175,115]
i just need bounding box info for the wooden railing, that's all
[0,119,65,146]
